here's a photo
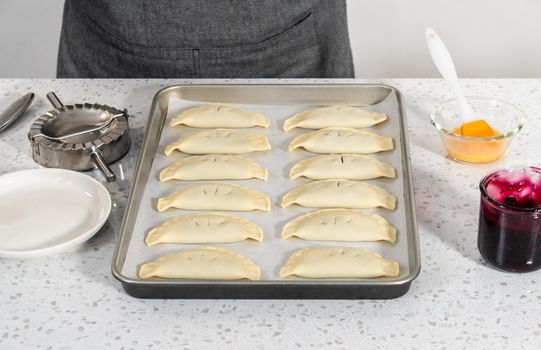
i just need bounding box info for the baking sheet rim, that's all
[111,82,421,290]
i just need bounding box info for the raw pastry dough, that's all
[145,213,264,245]
[281,209,396,242]
[288,127,393,154]
[164,129,271,155]
[283,106,387,131]
[157,183,271,212]
[159,154,268,181]
[139,247,261,280]
[281,179,396,210]
[171,105,270,128]
[279,246,399,278]
[289,154,395,180]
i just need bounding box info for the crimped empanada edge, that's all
[283,110,309,131]
[164,139,185,156]
[279,248,309,277]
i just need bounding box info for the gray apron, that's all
[57,0,354,78]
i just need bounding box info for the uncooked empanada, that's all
[171,105,270,128]
[288,127,393,154]
[157,183,271,212]
[145,213,264,245]
[281,179,396,210]
[279,246,399,279]
[139,247,261,280]
[289,154,395,180]
[283,106,387,131]
[164,129,271,155]
[159,154,268,181]
[282,209,396,242]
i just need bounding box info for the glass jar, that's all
[478,167,541,272]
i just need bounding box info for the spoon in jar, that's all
[425,27,473,121]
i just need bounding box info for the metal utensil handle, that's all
[90,148,116,182]
[47,92,64,109]
[32,111,128,141]
[0,92,35,132]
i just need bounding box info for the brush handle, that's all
[426,27,472,120]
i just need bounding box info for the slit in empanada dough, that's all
[157,183,271,212]
[159,154,268,181]
[288,127,393,154]
[283,106,387,131]
[282,209,396,242]
[171,105,270,128]
[290,154,395,180]
[164,129,271,155]
[279,246,399,279]
[281,179,396,210]
[139,247,261,280]
[145,213,264,245]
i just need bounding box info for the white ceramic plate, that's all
[0,168,111,259]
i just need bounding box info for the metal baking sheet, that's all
[112,83,420,299]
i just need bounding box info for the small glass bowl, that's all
[430,97,526,164]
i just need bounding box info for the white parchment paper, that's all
[121,93,411,281]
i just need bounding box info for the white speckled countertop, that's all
[0,79,540,349]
